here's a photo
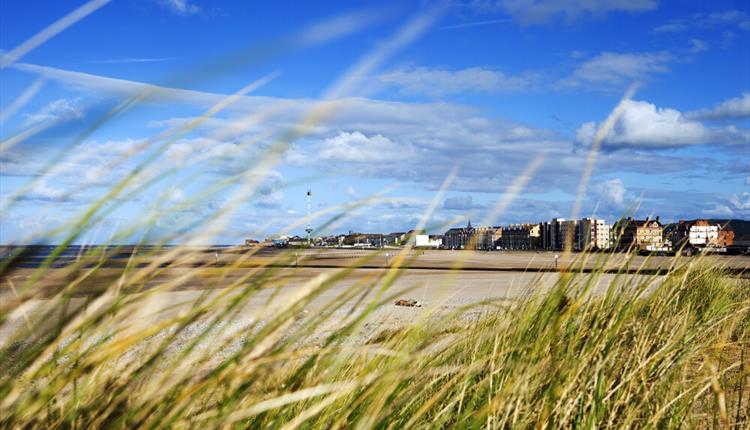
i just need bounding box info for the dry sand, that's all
[1,249,746,348]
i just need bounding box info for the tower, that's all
[305,189,313,244]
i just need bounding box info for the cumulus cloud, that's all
[702,193,750,218]
[165,137,243,164]
[576,99,750,149]
[702,204,734,217]
[687,92,750,120]
[589,178,628,209]
[2,138,145,187]
[158,0,200,16]
[318,131,416,162]
[378,66,538,97]
[479,0,658,25]
[558,52,671,91]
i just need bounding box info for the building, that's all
[540,221,553,250]
[667,220,735,251]
[474,226,501,250]
[444,220,475,249]
[498,224,540,250]
[415,234,443,248]
[343,233,385,248]
[578,218,611,250]
[383,232,405,246]
[595,221,612,250]
[614,217,663,251]
[717,227,736,248]
[541,218,578,250]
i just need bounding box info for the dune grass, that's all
[1,4,749,428]
[0,249,748,429]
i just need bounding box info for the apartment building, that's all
[444,220,475,249]
[667,220,735,250]
[614,217,663,251]
[578,218,612,250]
[499,224,540,250]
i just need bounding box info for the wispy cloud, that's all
[13,62,229,105]
[9,62,733,199]
[471,0,658,25]
[378,66,539,97]
[557,51,671,91]
[439,18,512,30]
[688,39,709,54]
[157,0,200,16]
[83,57,181,64]
[22,98,85,127]
[654,10,750,33]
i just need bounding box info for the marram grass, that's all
[0,251,748,429]
[0,5,748,429]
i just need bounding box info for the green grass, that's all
[1,5,748,428]
[0,251,748,429]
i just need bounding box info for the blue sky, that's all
[1,0,749,244]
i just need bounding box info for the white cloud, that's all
[558,52,671,90]
[318,131,416,162]
[22,98,84,126]
[8,62,721,198]
[702,193,749,218]
[84,57,180,64]
[576,99,750,149]
[24,181,69,202]
[158,0,200,16]
[378,66,538,96]
[167,186,186,204]
[730,192,750,211]
[14,62,226,106]
[688,39,709,53]
[702,204,734,217]
[654,10,750,33]
[589,178,628,209]
[482,0,658,25]
[687,92,750,120]
[164,137,243,164]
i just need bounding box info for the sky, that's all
[0,0,749,244]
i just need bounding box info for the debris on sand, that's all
[394,299,421,307]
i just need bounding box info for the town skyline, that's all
[266,215,746,255]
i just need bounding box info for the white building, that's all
[578,218,612,250]
[689,223,719,246]
[415,234,442,248]
[594,220,612,250]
